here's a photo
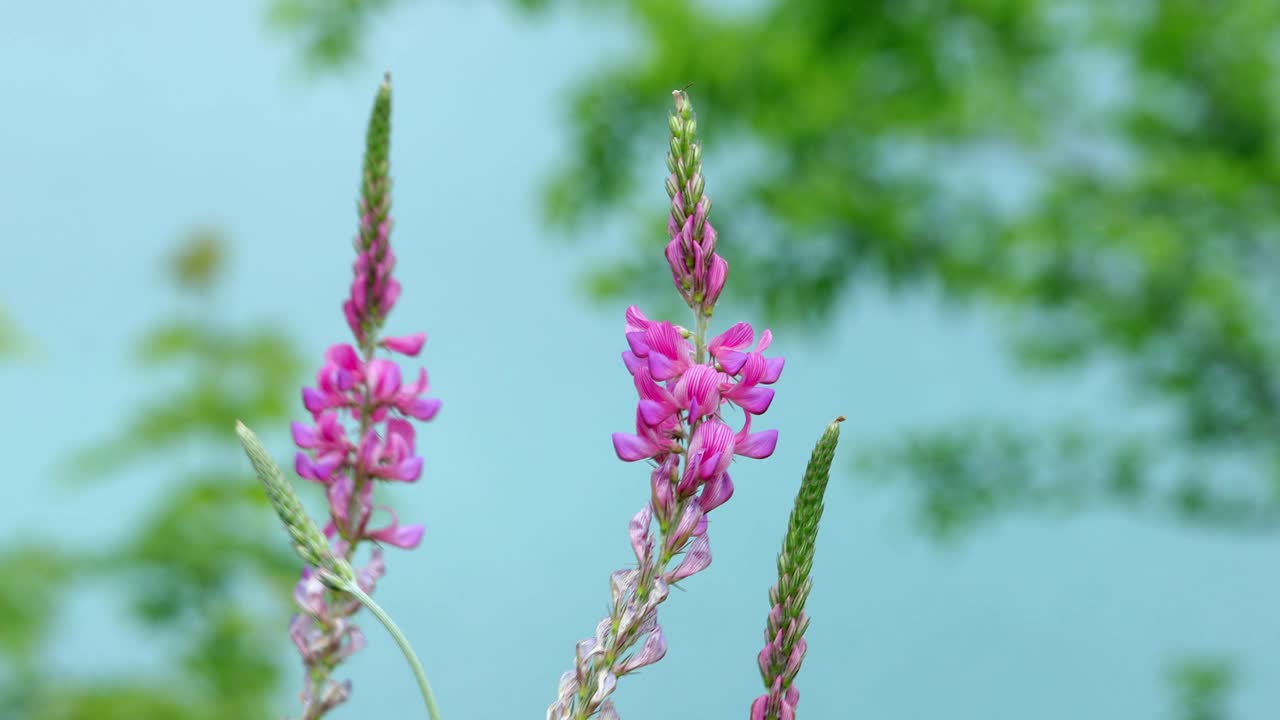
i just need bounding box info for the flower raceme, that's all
[549,90,787,720]
[282,75,440,719]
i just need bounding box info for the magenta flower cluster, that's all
[294,335,439,547]
[613,307,783,523]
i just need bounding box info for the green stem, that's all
[340,579,442,720]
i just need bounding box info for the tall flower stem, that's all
[552,89,784,720]
[341,580,442,720]
[285,73,440,719]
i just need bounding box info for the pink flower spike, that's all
[381,332,426,356]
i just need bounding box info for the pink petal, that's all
[736,429,779,459]
[365,359,402,400]
[291,421,319,448]
[295,453,327,482]
[386,418,416,450]
[403,396,441,421]
[716,349,748,375]
[647,351,680,381]
[705,254,728,306]
[762,356,785,384]
[698,472,734,512]
[612,432,658,462]
[625,331,650,357]
[709,322,753,354]
[403,367,429,395]
[388,456,423,482]
[358,429,379,469]
[366,513,424,549]
[628,505,652,564]
[382,278,402,311]
[624,305,653,333]
[750,696,769,720]
[381,332,426,356]
[669,534,711,581]
[343,301,362,340]
[622,351,645,376]
[358,547,386,594]
[327,476,354,526]
[757,328,774,352]
[638,399,672,427]
[325,344,362,372]
[302,388,328,415]
[731,386,776,414]
[619,627,667,674]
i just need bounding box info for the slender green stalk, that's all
[340,579,442,720]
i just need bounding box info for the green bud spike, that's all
[360,73,393,236]
[757,417,844,715]
[776,417,843,610]
[235,420,355,585]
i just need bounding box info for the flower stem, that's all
[340,578,442,720]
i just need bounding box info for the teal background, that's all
[2,1,1276,718]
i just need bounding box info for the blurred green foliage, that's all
[271,0,1280,542]
[0,306,33,359]
[1168,658,1235,720]
[508,0,1280,540]
[268,0,403,69]
[0,230,303,719]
